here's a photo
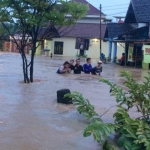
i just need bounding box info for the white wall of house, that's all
[77,18,104,24]
[35,42,42,55]
[46,37,125,59]
[67,15,106,24]
[51,37,77,56]
[44,39,52,56]
[117,43,126,58]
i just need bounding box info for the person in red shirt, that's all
[119,53,125,66]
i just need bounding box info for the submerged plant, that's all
[65,92,119,149]
[100,71,150,124]
[65,71,150,150]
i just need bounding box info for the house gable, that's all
[72,0,105,16]
[132,0,150,23]
[125,0,150,23]
[125,3,137,23]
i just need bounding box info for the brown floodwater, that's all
[0,52,148,150]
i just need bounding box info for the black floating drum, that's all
[57,89,72,104]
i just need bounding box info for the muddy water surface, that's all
[0,53,148,150]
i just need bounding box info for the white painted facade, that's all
[34,0,124,60]
[36,37,124,59]
[76,15,106,24]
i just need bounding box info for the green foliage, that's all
[76,54,87,58]
[114,106,150,150]
[0,0,88,83]
[54,0,88,25]
[83,120,119,143]
[0,23,18,40]
[100,71,150,150]
[100,71,150,123]
[0,0,88,30]
[66,71,150,150]
[65,92,118,148]
[103,141,118,150]
[65,92,99,120]
[0,0,88,49]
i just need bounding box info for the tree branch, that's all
[100,106,116,118]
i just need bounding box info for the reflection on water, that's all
[0,52,148,150]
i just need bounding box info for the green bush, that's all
[114,106,150,150]
[65,71,150,150]
[76,54,87,58]
[65,92,118,149]
[101,71,150,124]
[100,71,150,150]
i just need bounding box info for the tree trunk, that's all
[21,55,26,83]
[21,49,30,83]
[30,50,35,82]
[24,55,30,83]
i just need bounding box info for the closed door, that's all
[80,50,84,56]
[54,42,63,55]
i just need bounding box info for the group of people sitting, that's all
[57,58,102,75]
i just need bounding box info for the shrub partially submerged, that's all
[65,71,150,150]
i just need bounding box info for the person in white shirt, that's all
[57,61,71,74]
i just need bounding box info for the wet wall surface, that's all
[0,52,148,150]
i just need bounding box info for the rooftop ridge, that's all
[71,0,105,16]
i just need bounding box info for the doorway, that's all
[80,50,84,56]
[54,42,63,55]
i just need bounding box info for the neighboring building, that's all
[9,34,32,54]
[9,26,59,54]
[104,23,137,61]
[8,0,125,59]
[35,0,124,59]
[104,0,150,69]
[2,41,10,51]
[114,16,125,23]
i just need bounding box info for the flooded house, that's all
[36,0,124,59]
[104,0,150,69]
[8,0,124,60]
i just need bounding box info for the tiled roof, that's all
[121,26,149,39]
[58,23,106,39]
[39,26,60,38]
[125,0,150,23]
[104,23,137,39]
[72,0,105,16]
[125,3,136,23]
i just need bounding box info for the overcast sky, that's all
[86,0,130,19]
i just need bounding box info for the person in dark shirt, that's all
[100,53,106,63]
[91,61,102,75]
[69,59,75,70]
[50,53,53,58]
[74,59,83,74]
[83,58,92,74]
